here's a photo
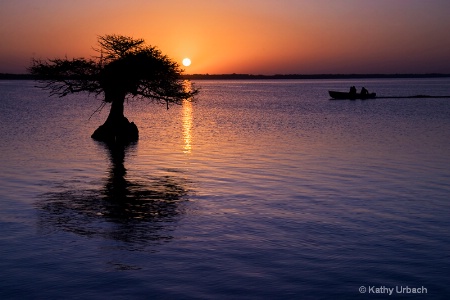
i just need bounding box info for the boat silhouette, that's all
[329,90,376,100]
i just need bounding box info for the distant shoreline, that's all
[1,73,450,81]
[182,73,450,80]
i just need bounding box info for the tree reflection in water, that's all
[36,142,189,249]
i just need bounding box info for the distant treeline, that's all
[1,72,450,81]
[182,73,450,80]
[0,73,37,80]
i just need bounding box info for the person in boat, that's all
[361,87,369,95]
[349,86,357,95]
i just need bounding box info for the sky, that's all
[1,0,450,75]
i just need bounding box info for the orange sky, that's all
[1,0,450,74]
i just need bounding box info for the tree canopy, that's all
[29,34,198,106]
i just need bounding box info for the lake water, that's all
[1,78,449,299]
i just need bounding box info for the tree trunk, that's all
[91,91,139,144]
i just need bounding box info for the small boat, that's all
[329,91,376,100]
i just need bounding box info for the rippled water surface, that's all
[1,79,450,299]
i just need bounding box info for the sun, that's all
[182,58,191,67]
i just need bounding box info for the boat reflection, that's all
[36,142,189,248]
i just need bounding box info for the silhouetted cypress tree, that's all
[30,34,198,144]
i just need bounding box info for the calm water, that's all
[1,79,449,299]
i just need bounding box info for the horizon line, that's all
[181,73,450,79]
[1,72,450,80]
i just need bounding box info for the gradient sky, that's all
[1,0,450,74]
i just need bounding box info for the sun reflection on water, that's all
[182,80,194,154]
[182,100,193,154]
